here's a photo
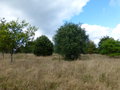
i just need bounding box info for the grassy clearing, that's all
[0,53,120,90]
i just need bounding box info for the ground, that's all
[0,54,120,90]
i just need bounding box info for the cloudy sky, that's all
[0,0,120,45]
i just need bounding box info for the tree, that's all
[0,18,37,62]
[98,36,111,49]
[98,36,120,56]
[0,18,10,60]
[8,20,37,62]
[54,22,89,60]
[98,36,113,54]
[86,40,97,54]
[34,35,53,56]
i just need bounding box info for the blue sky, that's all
[0,0,120,45]
[70,0,120,28]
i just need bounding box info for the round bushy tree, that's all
[34,35,53,56]
[98,36,111,50]
[98,36,120,56]
[54,23,89,60]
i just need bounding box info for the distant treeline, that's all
[0,18,120,62]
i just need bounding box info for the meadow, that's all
[0,53,120,90]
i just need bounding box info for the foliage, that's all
[34,35,53,56]
[98,36,111,49]
[98,36,112,54]
[54,22,89,60]
[98,36,120,56]
[0,18,11,59]
[16,41,35,53]
[0,19,9,51]
[0,18,37,62]
[108,53,120,57]
[86,40,97,54]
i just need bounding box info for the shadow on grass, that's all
[52,54,91,61]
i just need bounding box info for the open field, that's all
[0,54,120,90]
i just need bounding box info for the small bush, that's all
[34,35,53,56]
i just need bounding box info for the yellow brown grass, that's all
[0,53,120,90]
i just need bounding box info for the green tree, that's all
[98,36,111,49]
[54,23,89,60]
[34,35,53,56]
[0,18,37,62]
[98,36,120,56]
[98,36,113,54]
[8,20,37,62]
[0,18,10,60]
[86,40,97,54]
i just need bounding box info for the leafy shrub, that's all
[98,36,120,56]
[34,35,53,56]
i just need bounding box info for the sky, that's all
[0,0,120,45]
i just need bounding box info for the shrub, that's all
[98,36,120,56]
[34,35,53,56]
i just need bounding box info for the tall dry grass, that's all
[0,53,120,90]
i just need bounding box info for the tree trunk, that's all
[2,51,4,60]
[10,50,13,63]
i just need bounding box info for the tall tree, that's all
[54,22,89,60]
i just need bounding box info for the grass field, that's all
[0,53,120,90]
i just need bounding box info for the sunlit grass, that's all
[0,53,120,90]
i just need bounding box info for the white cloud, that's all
[2,0,120,45]
[111,24,120,40]
[82,24,111,45]
[0,3,25,21]
[0,0,90,39]
[82,24,120,45]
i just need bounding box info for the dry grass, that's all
[0,53,120,90]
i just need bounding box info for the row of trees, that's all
[34,23,120,59]
[0,18,120,61]
[16,22,97,60]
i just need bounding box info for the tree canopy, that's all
[98,36,120,56]
[34,35,53,56]
[0,18,37,62]
[54,23,89,60]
